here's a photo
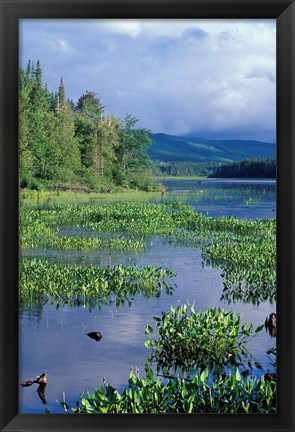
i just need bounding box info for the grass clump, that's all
[19,258,175,309]
[59,367,276,414]
[144,304,264,374]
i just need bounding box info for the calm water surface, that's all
[19,179,276,413]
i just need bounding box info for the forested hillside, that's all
[149,133,276,162]
[19,60,157,192]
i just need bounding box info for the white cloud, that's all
[101,20,142,38]
[20,19,276,141]
[50,38,72,53]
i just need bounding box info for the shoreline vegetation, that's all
[20,187,166,201]
[19,60,163,194]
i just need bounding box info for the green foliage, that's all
[155,161,219,177]
[20,202,276,305]
[155,158,276,178]
[193,215,276,304]
[145,304,262,374]
[76,91,105,120]
[209,158,276,178]
[19,258,175,309]
[20,210,146,251]
[59,367,276,413]
[19,61,157,192]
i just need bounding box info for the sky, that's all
[20,19,276,142]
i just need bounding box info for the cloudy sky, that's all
[20,19,276,142]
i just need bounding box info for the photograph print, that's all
[19,18,276,414]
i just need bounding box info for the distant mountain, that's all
[148,133,276,162]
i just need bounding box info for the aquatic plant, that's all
[144,304,264,374]
[59,367,276,414]
[20,209,145,251]
[202,234,276,304]
[20,202,276,305]
[19,258,175,309]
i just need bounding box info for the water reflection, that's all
[220,282,276,305]
[22,179,276,219]
[161,179,276,219]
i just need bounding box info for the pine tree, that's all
[31,60,46,109]
[18,61,156,191]
[19,67,34,187]
[76,91,105,120]
[58,77,66,107]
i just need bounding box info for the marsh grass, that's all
[144,303,264,374]
[20,189,165,207]
[19,258,176,309]
[20,202,276,305]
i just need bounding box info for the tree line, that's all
[19,60,158,192]
[208,158,276,178]
[155,158,276,179]
[155,161,220,177]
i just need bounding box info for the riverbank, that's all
[155,175,207,181]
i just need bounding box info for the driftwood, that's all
[20,372,48,405]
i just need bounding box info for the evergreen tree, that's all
[58,77,66,107]
[31,60,47,109]
[76,91,105,120]
[19,67,34,187]
[19,60,157,191]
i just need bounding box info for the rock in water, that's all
[87,331,102,342]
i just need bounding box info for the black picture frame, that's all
[0,0,294,431]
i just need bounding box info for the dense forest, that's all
[19,60,159,192]
[155,158,276,178]
[208,158,276,178]
[155,161,220,177]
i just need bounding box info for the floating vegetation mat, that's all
[20,202,276,305]
[19,258,175,309]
